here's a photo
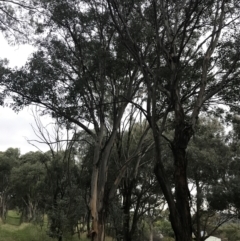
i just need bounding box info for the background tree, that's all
[42,150,84,241]
[0,148,20,222]
[222,116,240,217]
[10,151,46,223]
[106,120,162,241]
[187,118,235,240]
[28,116,85,241]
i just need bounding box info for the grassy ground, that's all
[0,222,53,241]
[0,210,113,241]
[5,210,21,226]
[217,223,240,241]
[0,220,92,241]
[0,222,114,241]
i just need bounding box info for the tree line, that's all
[1,0,240,241]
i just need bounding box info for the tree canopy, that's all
[1,1,240,241]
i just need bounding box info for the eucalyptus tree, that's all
[0,148,20,221]
[75,106,152,241]
[1,1,142,240]
[0,0,41,45]
[10,151,46,223]
[2,1,240,241]
[105,0,240,240]
[224,116,240,214]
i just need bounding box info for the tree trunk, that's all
[195,178,201,241]
[90,146,108,241]
[27,201,33,222]
[0,195,2,219]
[90,141,101,241]
[20,208,27,223]
[172,146,192,241]
[90,203,105,241]
[0,193,7,222]
[0,196,4,222]
[122,180,132,241]
[149,222,153,241]
[97,210,105,241]
[87,208,91,235]
[154,119,193,241]
[171,120,193,241]
[89,103,127,241]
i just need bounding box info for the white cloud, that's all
[0,34,53,154]
[0,106,53,154]
[0,33,35,68]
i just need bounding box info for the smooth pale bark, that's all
[88,60,140,241]
[149,222,153,241]
[89,104,128,241]
[195,178,201,241]
[90,144,100,240]
[27,197,36,222]
[90,135,122,241]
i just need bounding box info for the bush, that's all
[216,224,240,241]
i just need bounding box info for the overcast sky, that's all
[0,34,53,154]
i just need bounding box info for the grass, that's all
[7,210,21,218]
[0,211,113,241]
[216,223,240,241]
[0,222,92,241]
[0,218,53,241]
[0,222,113,241]
[5,210,21,226]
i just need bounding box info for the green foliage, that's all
[1,145,86,240]
[9,151,46,223]
[0,148,20,221]
[206,186,229,211]
[1,1,240,240]
[186,117,240,238]
[155,219,174,238]
[42,150,85,239]
[188,117,232,205]
[216,224,240,241]
[0,0,38,44]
